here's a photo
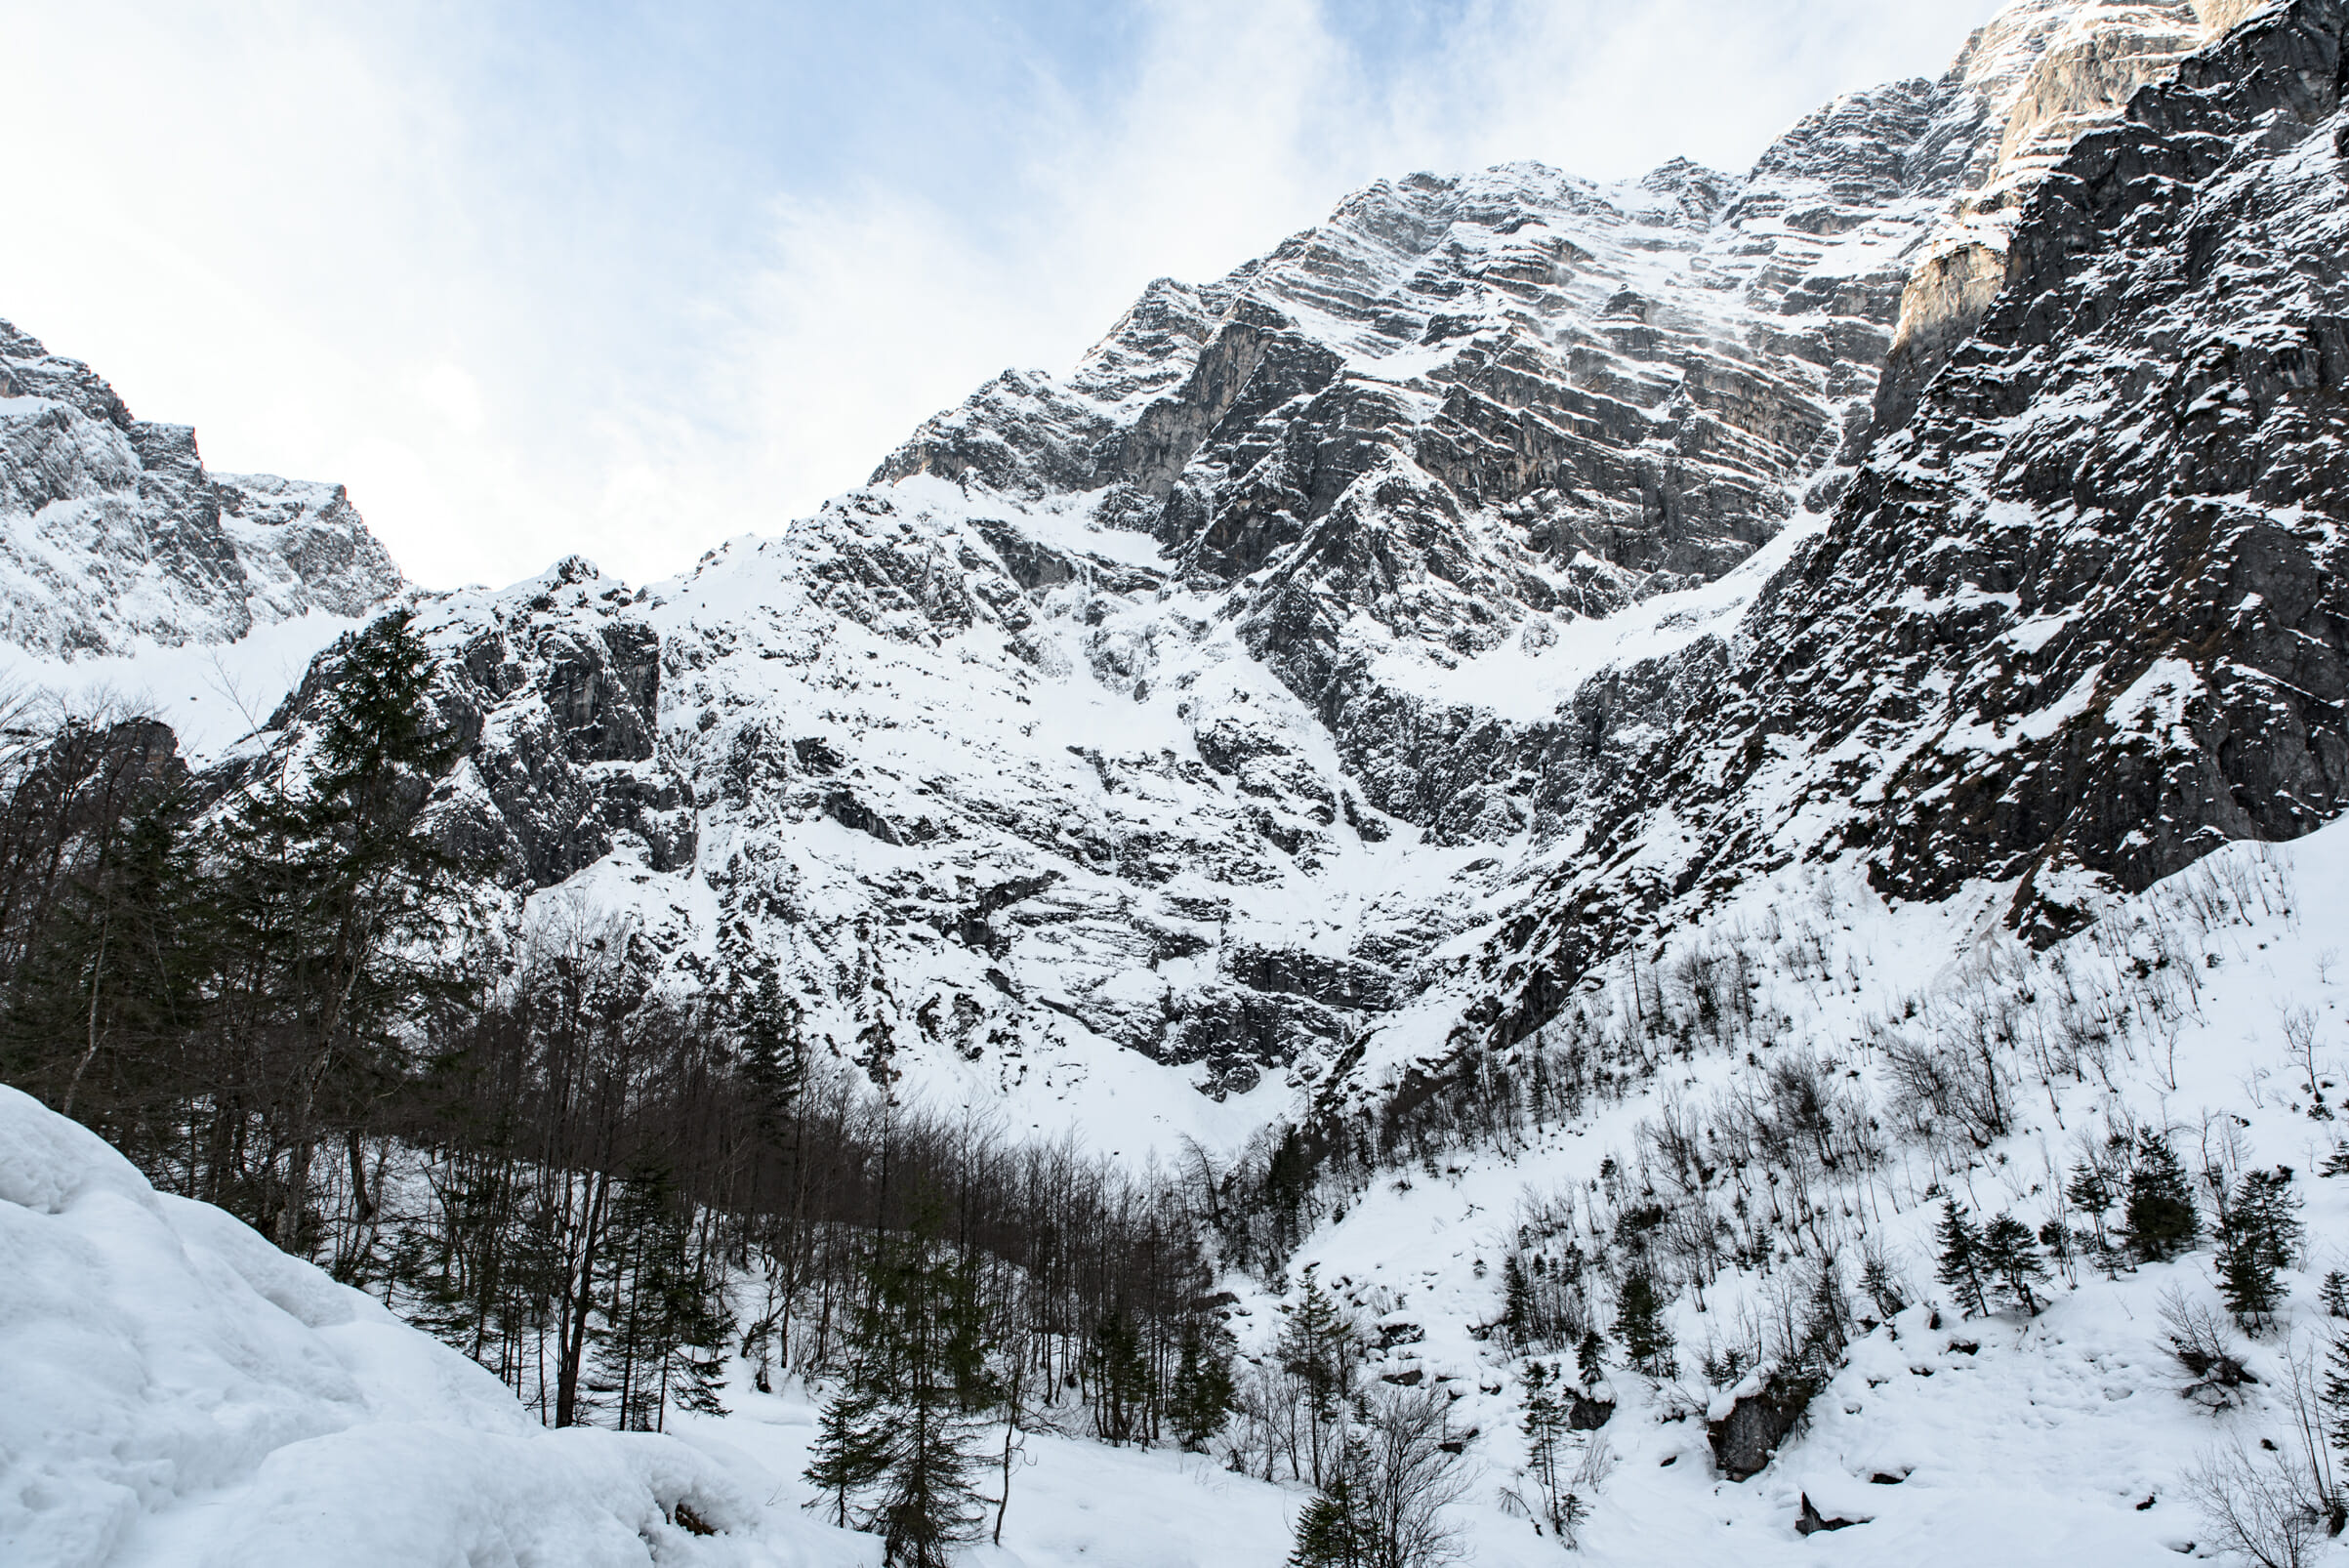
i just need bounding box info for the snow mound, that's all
[0,1087,872,1568]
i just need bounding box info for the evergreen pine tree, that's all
[2214,1167,2303,1329]
[1934,1203,1991,1318]
[804,1200,993,1567]
[1170,1321,1237,1453]
[1280,1268,1360,1486]
[2323,1332,2349,1457]
[805,1369,893,1529]
[1501,1254,1533,1346]
[732,959,805,1128]
[215,608,482,1250]
[1614,1270,1674,1378]
[1575,1328,1607,1389]
[1287,1431,1372,1568]
[1088,1304,1152,1444]
[2321,1269,2349,1319]
[21,787,214,1133]
[1859,1252,1907,1322]
[1516,1360,1571,1538]
[2122,1131,2199,1263]
[591,1164,732,1430]
[1978,1213,2048,1316]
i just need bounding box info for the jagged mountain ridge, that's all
[177,0,2343,1126]
[0,319,401,658]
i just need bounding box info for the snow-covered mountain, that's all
[8,0,2349,1563]
[180,0,2333,1142]
[0,319,401,658]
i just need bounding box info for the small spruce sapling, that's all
[1860,1248,1908,1324]
[1934,1203,1991,1319]
[2124,1132,2199,1263]
[1170,1320,1237,1453]
[1614,1271,1675,1380]
[1575,1328,1608,1391]
[1979,1213,2048,1316]
[2215,1167,2304,1330]
[2323,1332,2349,1456]
[1288,1432,1372,1567]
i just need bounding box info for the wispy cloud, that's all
[0,0,2004,592]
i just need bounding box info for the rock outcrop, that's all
[0,318,400,657]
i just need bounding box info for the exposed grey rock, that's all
[0,319,401,656]
[1710,1375,1816,1480]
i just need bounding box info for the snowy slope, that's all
[0,1084,875,1568]
[1224,808,2349,1564]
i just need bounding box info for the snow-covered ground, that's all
[1231,816,2349,1564]
[13,811,2349,1566]
[0,1086,873,1568]
[0,608,368,763]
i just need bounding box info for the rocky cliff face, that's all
[1452,0,2347,1071]
[218,0,2341,1119]
[0,319,401,657]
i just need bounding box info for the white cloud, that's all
[0,0,2006,594]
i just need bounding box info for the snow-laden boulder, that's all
[0,1086,873,1568]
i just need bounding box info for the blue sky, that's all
[3,0,2005,590]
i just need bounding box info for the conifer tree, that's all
[215,608,481,1250]
[1088,1304,1151,1444]
[1501,1254,1533,1346]
[1575,1328,1607,1390]
[2123,1131,2199,1263]
[1288,1431,1372,1568]
[1170,1320,1237,1453]
[1614,1270,1674,1378]
[1978,1212,2048,1316]
[1281,1268,1361,1485]
[2215,1167,2303,1329]
[1515,1360,1572,1539]
[1860,1250,1908,1322]
[592,1164,732,1429]
[804,1202,993,1566]
[1935,1203,1990,1318]
[805,1361,892,1528]
[732,959,805,1128]
[21,789,212,1129]
[2324,1332,2349,1457]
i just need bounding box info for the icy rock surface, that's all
[0,1086,870,1568]
[0,319,400,658]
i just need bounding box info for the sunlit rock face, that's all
[227,0,2344,1112]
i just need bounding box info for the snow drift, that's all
[0,1085,872,1568]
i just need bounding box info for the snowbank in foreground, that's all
[0,1086,875,1568]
